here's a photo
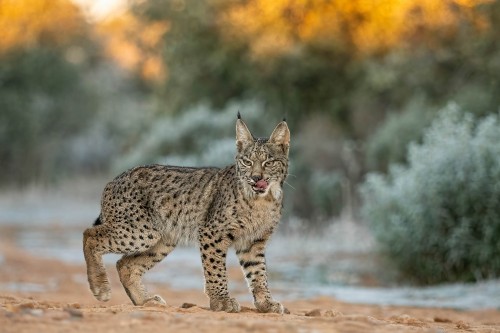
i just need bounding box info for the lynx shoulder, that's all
[83,115,290,313]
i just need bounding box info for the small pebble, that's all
[305,309,322,317]
[181,303,197,309]
[434,317,452,323]
[66,303,82,309]
[64,308,83,318]
[27,309,44,317]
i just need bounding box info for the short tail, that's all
[93,215,102,226]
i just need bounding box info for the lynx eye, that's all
[240,158,253,167]
[263,160,275,167]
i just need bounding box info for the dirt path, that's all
[1,239,499,333]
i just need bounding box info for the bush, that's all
[0,48,97,184]
[290,163,343,223]
[365,99,434,173]
[361,105,500,284]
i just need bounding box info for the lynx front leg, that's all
[236,238,284,314]
[199,228,240,313]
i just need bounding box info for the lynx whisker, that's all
[284,181,296,190]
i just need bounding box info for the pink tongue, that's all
[255,179,268,189]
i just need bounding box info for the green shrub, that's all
[290,164,343,223]
[0,48,97,184]
[365,99,434,173]
[361,105,500,284]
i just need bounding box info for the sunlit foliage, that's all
[220,0,492,59]
[96,13,168,82]
[132,0,497,126]
[0,0,87,52]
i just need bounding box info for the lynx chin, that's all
[83,114,290,313]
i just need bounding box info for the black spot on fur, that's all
[243,261,260,268]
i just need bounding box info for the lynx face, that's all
[235,119,290,199]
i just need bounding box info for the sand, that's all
[1,237,500,333]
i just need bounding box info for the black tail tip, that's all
[93,216,102,226]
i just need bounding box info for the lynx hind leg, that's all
[83,225,114,302]
[83,222,163,303]
[117,238,176,306]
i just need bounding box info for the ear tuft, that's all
[237,111,241,120]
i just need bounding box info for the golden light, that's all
[96,13,169,82]
[0,0,86,52]
[219,0,493,60]
[71,0,127,22]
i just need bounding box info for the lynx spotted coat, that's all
[83,115,290,313]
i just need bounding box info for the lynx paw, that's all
[92,284,111,302]
[255,300,285,314]
[143,295,167,307]
[210,297,241,313]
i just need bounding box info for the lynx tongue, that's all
[255,179,268,190]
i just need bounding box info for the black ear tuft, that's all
[282,117,287,122]
[237,111,241,120]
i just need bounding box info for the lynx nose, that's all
[251,175,262,183]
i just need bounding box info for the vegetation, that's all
[132,0,500,128]
[0,48,97,184]
[2,0,500,228]
[2,0,500,284]
[0,0,153,185]
[0,0,98,184]
[362,107,500,283]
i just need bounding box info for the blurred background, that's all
[1,0,500,308]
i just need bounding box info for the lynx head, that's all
[235,114,290,200]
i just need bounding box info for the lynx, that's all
[83,114,290,313]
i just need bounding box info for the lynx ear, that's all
[269,121,290,154]
[236,117,254,152]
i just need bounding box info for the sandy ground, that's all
[1,237,499,333]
